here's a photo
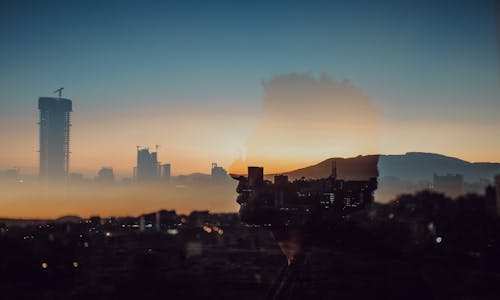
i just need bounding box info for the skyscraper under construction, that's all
[38,95,72,181]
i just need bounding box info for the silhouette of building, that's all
[162,163,171,181]
[138,210,179,232]
[136,147,160,182]
[211,163,228,182]
[433,173,463,197]
[495,175,500,216]
[96,167,115,183]
[274,175,289,186]
[38,97,72,181]
[248,166,264,187]
[235,166,377,226]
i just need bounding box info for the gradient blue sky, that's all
[0,0,499,176]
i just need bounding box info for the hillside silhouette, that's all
[270,152,500,182]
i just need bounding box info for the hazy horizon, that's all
[1,0,499,219]
[1,0,499,177]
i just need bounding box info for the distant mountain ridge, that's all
[269,155,379,180]
[272,152,500,182]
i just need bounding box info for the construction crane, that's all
[53,87,64,98]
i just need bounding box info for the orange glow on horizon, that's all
[0,182,239,219]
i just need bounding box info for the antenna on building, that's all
[53,87,64,98]
[155,144,160,153]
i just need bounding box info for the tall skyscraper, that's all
[136,147,160,182]
[38,96,72,181]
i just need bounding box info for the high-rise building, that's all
[38,97,72,181]
[162,163,171,181]
[136,147,160,182]
[211,163,228,182]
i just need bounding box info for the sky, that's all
[229,73,380,174]
[0,0,499,178]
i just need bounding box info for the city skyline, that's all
[2,150,500,219]
[3,76,500,179]
[1,2,500,299]
[1,0,499,177]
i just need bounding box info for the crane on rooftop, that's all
[54,87,64,98]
